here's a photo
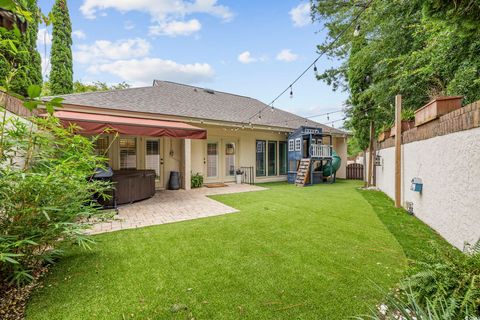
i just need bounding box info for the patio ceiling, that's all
[47,110,207,139]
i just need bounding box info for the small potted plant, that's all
[391,109,416,137]
[235,169,243,184]
[378,122,393,142]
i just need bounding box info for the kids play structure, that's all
[287,126,341,186]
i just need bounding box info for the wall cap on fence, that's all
[377,99,480,150]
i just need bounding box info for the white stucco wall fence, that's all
[372,101,480,250]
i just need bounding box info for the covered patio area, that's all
[88,183,266,234]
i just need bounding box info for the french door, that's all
[206,141,219,180]
[145,138,164,188]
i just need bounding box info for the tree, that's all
[73,81,130,93]
[0,0,42,96]
[26,0,42,88]
[49,0,73,95]
[312,0,480,149]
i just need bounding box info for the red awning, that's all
[49,111,207,139]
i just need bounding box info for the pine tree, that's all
[26,0,43,88]
[49,0,73,95]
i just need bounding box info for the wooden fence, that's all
[346,163,364,180]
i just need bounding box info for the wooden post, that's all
[367,120,374,187]
[395,95,402,207]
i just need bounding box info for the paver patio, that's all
[88,183,266,234]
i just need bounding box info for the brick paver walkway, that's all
[88,183,266,234]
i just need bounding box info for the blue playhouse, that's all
[287,126,341,186]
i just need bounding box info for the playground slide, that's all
[322,150,341,178]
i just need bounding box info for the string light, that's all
[289,86,293,99]
[353,24,361,37]
[313,63,318,74]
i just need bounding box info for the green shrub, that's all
[191,172,203,188]
[356,290,472,320]
[0,104,111,285]
[402,241,480,319]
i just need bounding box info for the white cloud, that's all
[87,58,215,86]
[80,0,233,37]
[289,2,311,27]
[80,0,233,21]
[37,28,52,47]
[72,30,87,40]
[40,52,50,78]
[149,19,201,37]
[74,38,150,64]
[237,51,257,64]
[276,49,299,62]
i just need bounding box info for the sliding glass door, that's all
[256,140,266,177]
[268,141,277,176]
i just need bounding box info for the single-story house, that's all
[42,80,349,190]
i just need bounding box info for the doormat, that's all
[204,183,228,188]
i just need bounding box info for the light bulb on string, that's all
[271,105,274,112]
[313,63,318,76]
[289,86,293,99]
[354,24,361,37]
[327,113,330,121]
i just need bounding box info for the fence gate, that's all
[346,163,364,180]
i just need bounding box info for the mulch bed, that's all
[0,267,47,320]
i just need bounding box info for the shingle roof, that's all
[43,80,346,134]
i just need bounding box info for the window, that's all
[146,140,160,178]
[256,140,266,177]
[295,138,301,151]
[225,142,235,176]
[279,141,287,175]
[207,142,218,178]
[288,139,294,151]
[94,136,109,156]
[268,141,277,176]
[119,138,137,170]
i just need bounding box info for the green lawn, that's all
[26,180,449,319]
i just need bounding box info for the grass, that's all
[26,180,450,320]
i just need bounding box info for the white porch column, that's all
[183,139,191,190]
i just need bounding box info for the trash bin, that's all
[168,171,181,190]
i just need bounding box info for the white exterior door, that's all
[206,141,219,181]
[145,138,164,188]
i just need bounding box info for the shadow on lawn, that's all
[357,188,454,262]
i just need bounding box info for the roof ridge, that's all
[154,80,260,102]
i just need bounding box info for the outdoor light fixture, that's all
[290,86,293,98]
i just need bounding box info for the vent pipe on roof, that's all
[203,88,215,94]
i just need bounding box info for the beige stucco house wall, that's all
[96,122,348,190]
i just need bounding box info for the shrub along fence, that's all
[367,99,480,250]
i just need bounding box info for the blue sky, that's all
[37,0,348,127]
